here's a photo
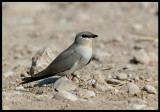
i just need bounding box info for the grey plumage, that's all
[21,31,98,84]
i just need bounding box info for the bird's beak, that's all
[89,34,98,38]
[93,34,98,38]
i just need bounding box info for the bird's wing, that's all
[35,44,80,76]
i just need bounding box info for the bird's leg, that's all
[71,73,84,83]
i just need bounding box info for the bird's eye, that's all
[82,35,88,38]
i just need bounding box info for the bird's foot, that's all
[71,73,85,84]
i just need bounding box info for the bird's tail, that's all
[20,69,53,84]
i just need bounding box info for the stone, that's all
[93,71,106,84]
[53,91,78,101]
[15,85,25,91]
[147,52,158,63]
[87,79,96,85]
[128,98,148,104]
[144,85,156,94]
[3,105,10,110]
[106,79,123,85]
[133,49,150,64]
[53,77,77,92]
[93,82,112,92]
[3,70,14,78]
[76,89,95,99]
[127,104,147,110]
[131,23,143,31]
[116,73,128,80]
[29,46,56,76]
[127,83,140,96]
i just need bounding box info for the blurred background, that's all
[2,2,158,72]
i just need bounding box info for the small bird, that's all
[21,31,98,84]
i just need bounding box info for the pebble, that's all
[128,74,133,78]
[3,70,14,78]
[144,85,156,94]
[127,104,146,110]
[127,83,140,96]
[53,77,77,92]
[76,89,95,99]
[87,79,96,85]
[147,52,158,63]
[128,98,148,104]
[93,72,106,84]
[93,82,112,92]
[15,85,25,91]
[131,23,143,31]
[133,49,150,64]
[134,76,140,81]
[53,91,78,101]
[116,73,128,80]
[106,79,123,85]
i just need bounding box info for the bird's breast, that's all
[75,45,92,64]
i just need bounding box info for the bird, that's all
[21,31,98,84]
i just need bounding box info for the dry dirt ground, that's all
[2,2,158,110]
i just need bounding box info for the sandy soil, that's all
[2,2,158,110]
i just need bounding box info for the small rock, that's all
[144,85,156,94]
[15,85,25,91]
[76,89,95,99]
[134,76,139,81]
[128,74,133,78]
[3,70,14,78]
[127,83,140,96]
[107,75,112,79]
[131,23,143,31]
[147,52,158,63]
[128,98,148,104]
[29,46,56,76]
[93,82,112,92]
[53,78,77,92]
[53,91,78,101]
[116,73,128,80]
[93,71,106,84]
[87,79,96,85]
[133,49,150,64]
[106,79,124,85]
[127,104,146,110]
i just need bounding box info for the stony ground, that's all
[2,2,158,110]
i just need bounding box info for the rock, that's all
[29,46,56,76]
[15,85,25,91]
[127,83,140,96]
[93,71,106,84]
[53,91,78,101]
[128,98,148,104]
[134,76,139,81]
[93,82,112,92]
[147,52,158,63]
[3,70,14,78]
[128,74,133,78]
[53,77,78,92]
[144,85,156,94]
[127,104,147,110]
[87,79,96,85]
[106,78,124,85]
[76,89,95,99]
[116,73,128,80]
[131,23,143,31]
[133,49,150,64]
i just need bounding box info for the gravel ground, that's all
[2,2,158,110]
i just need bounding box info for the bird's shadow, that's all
[34,76,60,87]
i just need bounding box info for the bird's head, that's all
[74,31,98,47]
